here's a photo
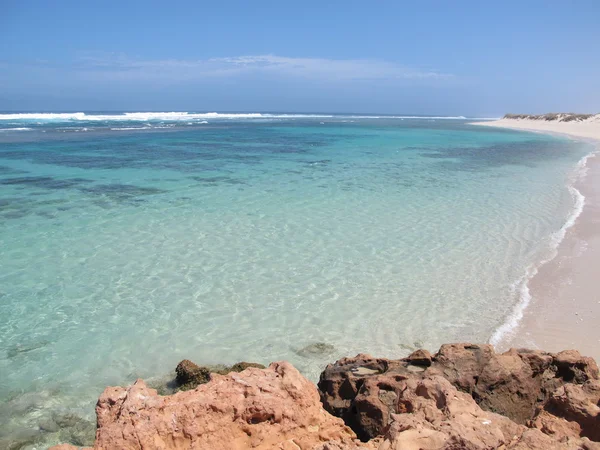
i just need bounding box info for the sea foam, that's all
[0,113,87,120]
[0,112,488,123]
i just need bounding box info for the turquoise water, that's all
[0,113,594,448]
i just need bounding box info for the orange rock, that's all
[57,362,359,450]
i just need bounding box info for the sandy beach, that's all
[473,117,600,360]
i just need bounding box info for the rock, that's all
[553,350,599,383]
[406,349,432,367]
[428,343,496,391]
[295,342,336,358]
[52,413,96,447]
[317,354,391,440]
[174,359,266,390]
[375,376,534,449]
[462,347,546,423]
[321,374,600,449]
[6,340,50,358]
[529,410,583,441]
[535,379,600,441]
[228,361,266,372]
[174,359,211,390]
[60,362,359,450]
[318,343,600,444]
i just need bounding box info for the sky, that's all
[1,1,599,116]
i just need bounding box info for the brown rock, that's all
[377,376,528,449]
[316,375,599,449]
[537,379,600,441]
[529,410,583,441]
[468,348,543,423]
[430,343,496,391]
[175,359,211,390]
[318,354,394,440]
[406,349,432,367]
[318,343,600,443]
[554,350,599,383]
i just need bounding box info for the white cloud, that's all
[75,52,452,82]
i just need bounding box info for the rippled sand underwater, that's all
[0,115,593,448]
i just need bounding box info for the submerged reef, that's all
[51,344,600,449]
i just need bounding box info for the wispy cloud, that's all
[74,52,453,82]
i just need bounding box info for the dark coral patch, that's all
[79,184,167,200]
[0,176,93,190]
[189,176,247,185]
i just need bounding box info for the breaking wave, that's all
[0,112,487,123]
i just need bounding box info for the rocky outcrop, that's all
[52,362,360,450]
[533,379,600,441]
[50,344,600,450]
[318,343,599,447]
[358,375,597,450]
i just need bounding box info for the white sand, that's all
[472,117,600,360]
[473,116,600,141]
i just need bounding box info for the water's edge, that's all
[490,151,595,346]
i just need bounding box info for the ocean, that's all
[0,112,594,448]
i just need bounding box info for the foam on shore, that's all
[473,117,600,353]
[490,151,593,346]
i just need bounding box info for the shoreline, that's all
[488,151,590,348]
[472,118,600,361]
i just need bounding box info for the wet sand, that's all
[473,118,600,360]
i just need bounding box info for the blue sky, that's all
[1,1,599,115]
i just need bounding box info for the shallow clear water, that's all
[0,113,593,448]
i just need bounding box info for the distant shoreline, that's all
[471,117,600,361]
[471,115,600,141]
